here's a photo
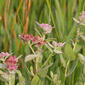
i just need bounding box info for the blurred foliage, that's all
[0,0,85,85]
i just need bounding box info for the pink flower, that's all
[6,56,18,64]
[32,36,46,46]
[0,52,10,59]
[37,40,46,47]
[5,56,18,71]
[73,11,85,26]
[36,22,53,33]
[19,34,46,46]
[32,36,42,43]
[19,34,34,42]
[57,42,64,47]
[52,41,65,47]
[52,41,57,47]
[10,65,18,71]
[79,11,85,20]
[81,11,85,15]
[7,64,18,71]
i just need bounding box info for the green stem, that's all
[72,72,74,85]
[46,0,58,38]
[41,53,53,68]
[38,63,53,72]
[45,43,53,53]
[9,74,15,85]
[29,43,35,54]
[9,81,11,85]
[24,63,34,76]
[46,0,56,28]
[35,50,40,74]
[65,60,70,77]
[29,43,39,74]
[35,56,38,73]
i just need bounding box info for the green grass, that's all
[0,0,85,85]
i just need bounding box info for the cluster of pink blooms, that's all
[0,52,18,71]
[5,56,18,71]
[19,34,34,42]
[79,11,85,21]
[0,52,10,58]
[52,41,65,47]
[32,36,46,46]
[19,34,46,46]
[36,22,53,33]
[73,11,85,25]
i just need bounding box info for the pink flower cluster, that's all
[79,11,85,20]
[19,34,34,42]
[19,34,46,46]
[0,52,18,71]
[36,22,53,33]
[0,52,10,59]
[32,36,46,46]
[0,52,10,57]
[5,56,18,71]
[52,41,65,47]
[73,11,85,26]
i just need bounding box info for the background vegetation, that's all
[0,0,85,85]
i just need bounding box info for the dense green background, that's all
[0,0,85,85]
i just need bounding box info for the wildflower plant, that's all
[1,0,85,85]
[19,22,64,85]
[0,52,25,85]
[73,11,85,26]
[18,20,85,85]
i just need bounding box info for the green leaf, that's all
[38,69,48,78]
[73,44,81,53]
[66,59,78,77]
[0,0,6,12]
[16,70,25,85]
[31,75,43,85]
[9,75,15,85]
[64,44,75,60]
[60,54,66,67]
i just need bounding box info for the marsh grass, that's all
[0,0,85,85]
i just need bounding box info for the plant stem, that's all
[46,0,58,38]
[41,53,53,68]
[9,74,15,85]
[28,43,39,74]
[35,50,40,74]
[35,56,38,73]
[29,43,35,54]
[38,63,53,72]
[24,63,34,76]
[65,60,70,77]
[72,72,74,85]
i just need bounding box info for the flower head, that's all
[19,34,34,42]
[7,64,18,71]
[32,36,42,43]
[73,11,85,26]
[37,40,46,47]
[0,52,10,59]
[57,42,65,47]
[32,36,46,47]
[19,34,46,47]
[5,56,18,71]
[52,41,65,47]
[79,11,85,21]
[36,22,53,33]
[52,41,57,47]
